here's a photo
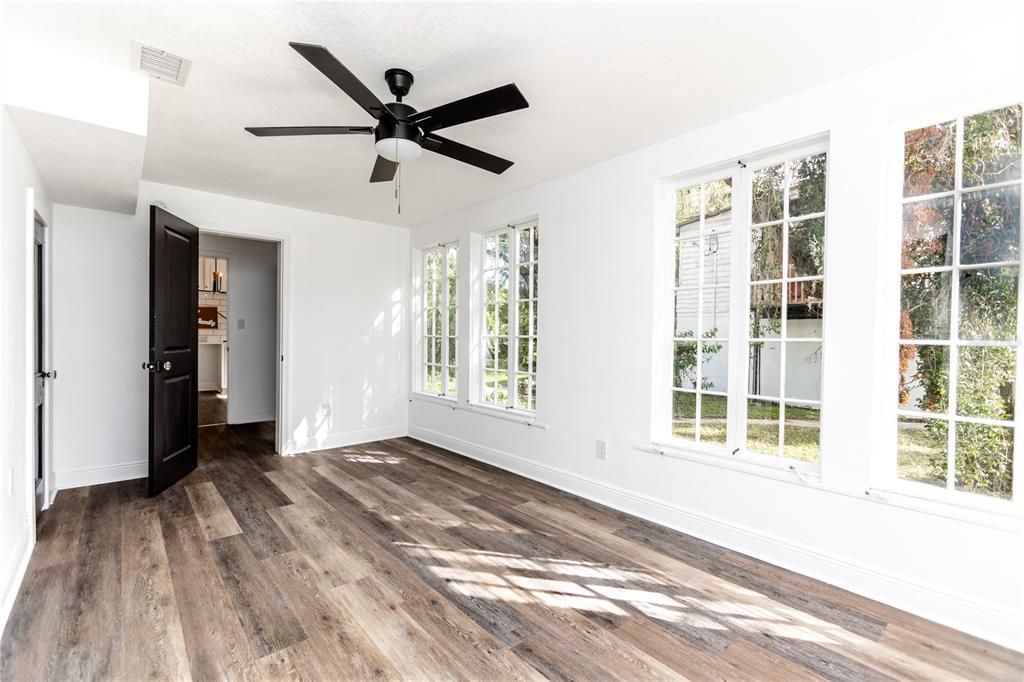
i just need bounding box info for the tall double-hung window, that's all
[897,103,1021,500]
[422,243,458,397]
[482,221,539,411]
[668,144,828,465]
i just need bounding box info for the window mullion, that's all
[695,186,706,441]
[778,160,792,458]
[946,117,965,490]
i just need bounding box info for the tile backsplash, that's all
[199,291,227,343]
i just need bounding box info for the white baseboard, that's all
[409,425,1024,653]
[0,528,33,641]
[228,409,275,424]
[56,460,147,489]
[285,423,408,456]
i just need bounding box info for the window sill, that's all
[638,440,823,485]
[410,394,548,429]
[865,482,1023,529]
[635,440,1022,532]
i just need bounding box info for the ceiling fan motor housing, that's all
[375,102,421,146]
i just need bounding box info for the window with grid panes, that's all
[672,178,733,444]
[746,151,827,462]
[897,103,1021,500]
[482,222,538,410]
[422,243,458,397]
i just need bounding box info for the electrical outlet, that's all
[596,440,607,460]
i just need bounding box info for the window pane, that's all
[672,391,696,441]
[515,375,532,410]
[748,341,781,397]
[517,301,529,337]
[673,341,699,389]
[447,367,457,398]
[497,233,510,265]
[495,373,509,405]
[517,337,529,373]
[751,164,784,224]
[957,346,1015,420]
[960,186,1020,266]
[900,272,951,339]
[485,304,497,335]
[898,344,949,413]
[963,104,1022,187]
[701,341,729,392]
[485,237,498,269]
[498,302,509,336]
[674,289,698,338]
[902,197,954,268]
[904,121,955,197]
[532,226,539,260]
[955,422,1013,498]
[747,399,780,455]
[496,337,509,371]
[749,283,782,338]
[702,287,731,338]
[676,185,701,237]
[897,416,947,488]
[518,265,531,299]
[958,266,1018,340]
[483,370,497,403]
[426,365,441,394]
[447,337,456,366]
[788,153,827,217]
[788,217,825,277]
[705,178,732,216]
[784,403,820,463]
[518,227,531,264]
[750,225,783,281]
[700,394,728,445]
[784,342,822,402]
[703,230,731,288]
[787,279,823,337]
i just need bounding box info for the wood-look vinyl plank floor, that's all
[2,423,1022,681]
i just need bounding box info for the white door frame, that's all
[196,224,289,454]
[30,207,54,511]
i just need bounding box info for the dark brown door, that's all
[147,206,199,496]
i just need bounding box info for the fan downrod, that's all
[385,68,414,101]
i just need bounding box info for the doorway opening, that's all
[196,233,279,433]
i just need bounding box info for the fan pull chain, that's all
[394,138,402,215]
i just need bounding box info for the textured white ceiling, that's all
[4,2,960,226]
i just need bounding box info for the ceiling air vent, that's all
[131,41,191,85]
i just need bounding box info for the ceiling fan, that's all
[245,42,529,183]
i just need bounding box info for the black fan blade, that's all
[422,134,513,174]
[370,155,398,183]
[289,42,386,119]
[245,126,373,136]
[412,84,528,133]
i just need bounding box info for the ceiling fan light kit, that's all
[245,42,529,187]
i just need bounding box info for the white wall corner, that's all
[408,425,1024,653]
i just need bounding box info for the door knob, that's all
[37,370,57,379]
[162,361,173,371]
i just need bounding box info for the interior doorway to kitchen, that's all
[197,233,279,429]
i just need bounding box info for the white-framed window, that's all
[422,242,458,397]
[897,102,1021,501]
[482,220,539,411]
[745,150,827,463]
[671,176,734,446]
[666,142,828,467]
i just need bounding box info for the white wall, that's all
[198,233,278,423]
[408,25,1024,650]
[51,182,409,488]
[0,108,52,635]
